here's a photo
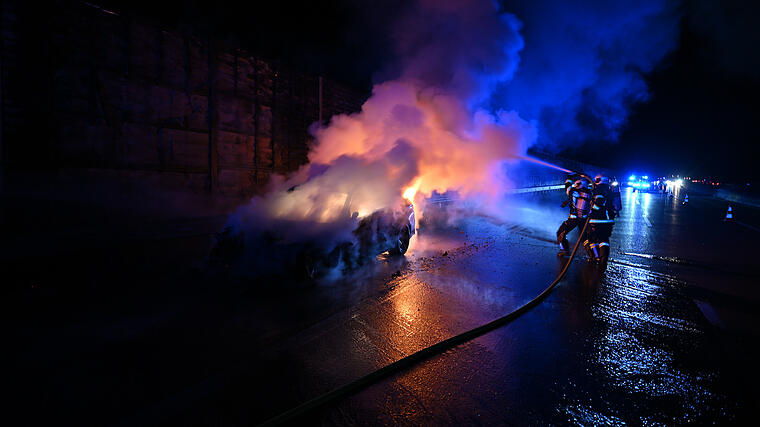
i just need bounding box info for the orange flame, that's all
[403,178,421,231]
[403,178,422,202]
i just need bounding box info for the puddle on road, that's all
[620,251,725,271]
[557,262,735,424]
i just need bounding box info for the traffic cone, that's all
[724,206,733,221]
[683,194,689,205]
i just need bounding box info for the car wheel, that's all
[390,225,411,255]
[303,254,318,279]
[305,264,317,279]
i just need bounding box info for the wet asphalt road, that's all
[10,186,760,425]
[184,186,759,425]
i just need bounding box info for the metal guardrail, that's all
[428,196,457,207]
[427,184,565,206]
[506,184,565,194]
[715,189,760,208]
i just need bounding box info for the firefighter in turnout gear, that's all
[586,175,617,267]
[561,174,581,208]
[557,178,592,257]
[610,176,622,212]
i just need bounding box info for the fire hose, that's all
[260,174,594,426]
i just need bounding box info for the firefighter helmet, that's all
[594,174,610,185]
[573,179,587,189]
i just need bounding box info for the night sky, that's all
[105,0,760,182]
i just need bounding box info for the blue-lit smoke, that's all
[494,0,681,148]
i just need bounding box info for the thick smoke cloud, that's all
[493,0,681,147]
[217,0,684,278]
[310,0,531,201]
[381,0,524,105]
[218,0,531,278]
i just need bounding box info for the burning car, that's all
[209,188,415,280]
[353,199,415,256]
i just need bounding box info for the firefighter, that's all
[557,178,592,257]
[610,176,622,212]
[587,175,617,267]
[560,173,580,208]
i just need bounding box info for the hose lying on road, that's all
[261,178,593,426]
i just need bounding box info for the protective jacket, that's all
[567,186,592,219]
[589,184,617,224]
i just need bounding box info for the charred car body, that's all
[210,191,415,279]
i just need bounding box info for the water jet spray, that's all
[518,155,573,174]
[518,155,595,186]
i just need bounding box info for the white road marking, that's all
[643,215,653,228]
